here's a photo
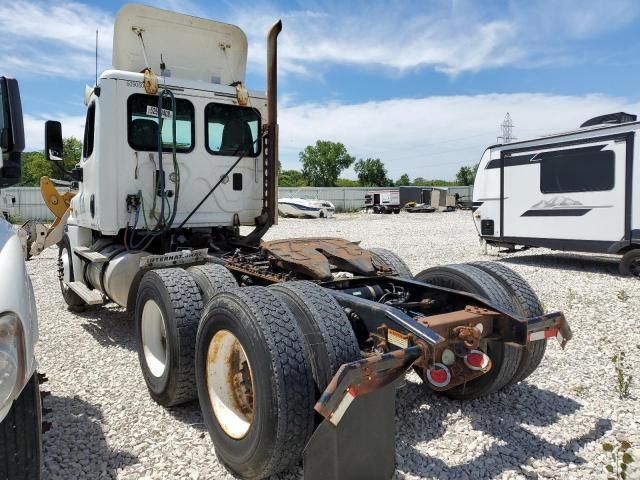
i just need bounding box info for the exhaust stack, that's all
[265,20,282,225]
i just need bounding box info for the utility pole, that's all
[497,112,516,144]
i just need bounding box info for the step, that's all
[65,281,103,305]
[73,246,109,263]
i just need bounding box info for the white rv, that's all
[472,112,640,276]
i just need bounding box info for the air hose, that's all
[127,88,180,249]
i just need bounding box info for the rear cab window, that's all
[205,103,261,157]
[127,94,195,153]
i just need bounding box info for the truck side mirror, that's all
[0,76,25,187]
[45,120,64,162]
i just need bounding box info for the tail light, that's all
[426,363,451,387]
[464,350,490,371]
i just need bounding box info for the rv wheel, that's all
[195,287,315,479]
[619,249,640,277]
[135,268,203,406]
[413,264,523,400]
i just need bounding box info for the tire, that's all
[470,261,546,384]
[393,209,400,214]
[187,264,237,305]
[57,234,84,308]
[619,249,640,277]
[195,287,315,479]
[369,247,413,278]
[413,264,523,399]
[270,281,361,392]
[0,373,43,480]
[319,210,325,218]
[135,268,203,407]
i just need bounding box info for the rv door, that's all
[500,135,631,250]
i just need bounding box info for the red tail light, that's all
[464,350,490,371]
[427,363,451,387]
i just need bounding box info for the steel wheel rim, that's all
[61,247,71,283]
[141,299,168,378]
[206,329,255,439]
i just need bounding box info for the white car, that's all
[0,76,43,479]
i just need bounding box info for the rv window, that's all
[205,103,260,157]
[127,94,194,153]
[540,148,615,194]
[83,103,96,159]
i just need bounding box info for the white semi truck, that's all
[33,5,571,479]
[0,76,43,479]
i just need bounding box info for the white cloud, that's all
[231,0,640,77]
[0,1,113,79]
[23,114,86,151]
[279,93,640,180]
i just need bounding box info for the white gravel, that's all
[31,210,640,479]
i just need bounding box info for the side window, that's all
[205,103,260,157]
[539,146,615,194]
[82,103,95,159]
[127,94,194,153]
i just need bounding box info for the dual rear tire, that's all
[414,262,547,399]
[195,284,359,479]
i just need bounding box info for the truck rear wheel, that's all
[135,268,203,407]
[187,264,237,305]
[195,287,315,479]
[270,281,361,392]
[413,264,523,399]
[57,234,84,309]
[470,261,546,384]
[369,247,412,278]
[0,373,43,480]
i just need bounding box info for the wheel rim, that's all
[206,329,255,439]
[141,299,168,378]
[60,247,71,283]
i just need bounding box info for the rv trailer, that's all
[472,112,640,276]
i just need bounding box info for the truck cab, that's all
[0,76,43,479]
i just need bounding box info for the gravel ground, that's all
[30,210,640,480]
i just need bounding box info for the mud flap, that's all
[303,380,399,480]
[303,346,424,480]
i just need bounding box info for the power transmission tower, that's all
[497,112,516,144]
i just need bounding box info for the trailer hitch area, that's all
[303,346,424,480]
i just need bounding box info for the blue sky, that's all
[2,0,640,180]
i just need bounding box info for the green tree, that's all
[396,173,411,186]
[18,136,83,186]
[279,169,307,187]
[335,178,360,187]
[19,151,53,186]
[63,137,82,170]
[455,163,479,185]
[354,158,391,187]
[300,140,355,187]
